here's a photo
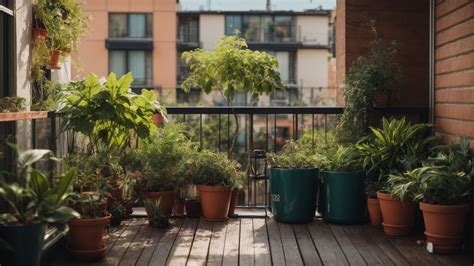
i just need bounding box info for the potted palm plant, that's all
[0,147,79,266]
[357,118,434,228]
[319,145,366,224]
[267,140,322,223]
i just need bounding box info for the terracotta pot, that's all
[32,28,48,41]
[48,50,61,69]
[367,196,383,226]
[68,213,111,251]
[228,190,239,217]
[377,192,415,236]
[185,199,201,218]
[197,185,232,222]
[142,191,175,216]
[420,202,470,254]
[152,113,164,126]
[374,91,390,107]
[174,201,185,217]
[66,244,107,261]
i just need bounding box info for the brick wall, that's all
[434,0,474,148]
[336,0,430,108]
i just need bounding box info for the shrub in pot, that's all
[228,166,246,217]
[0,148,79,266]
[144,199,170,228]
[357,118,434,226]
[417,138,473,254]
[267,141,322,223]
[109,202,127,227]
[319,145,366,224]
[184,150,241,221]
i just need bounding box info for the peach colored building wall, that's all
[74,0,177,99]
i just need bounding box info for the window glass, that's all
[109,14,127,38]
[109,51,127,77]
[274,16,292,42]
[225,15,242,36]
[243,16,261,42]
[275,52,290,83]
[129,14,146,38]
[179,16,199,42]
[129,51,146,84]
[109,51,152,86]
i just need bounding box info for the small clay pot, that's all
[367,196,382,226]
[197,185,231,222]
[377,192,415,236]
[32,28,48,41]
[48,50,62,69]
[68,213,112,251]
[142,191,176,216]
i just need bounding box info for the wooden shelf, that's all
[0,111,49,122]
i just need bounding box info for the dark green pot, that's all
[0,222,45,266]
[270,168,319,224]
[320,171,367,224]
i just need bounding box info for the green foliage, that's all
[267,140,324,169]
[182,150,242,188]
[357,118,435,197]
[297,128,337,152]
[144,199,169,228]
[0,146,79,225]
[0,97,26,112]
[320,145,362,172]
[386,167,430,201]
[337,21,402,143]
[59,73,165,153]
[109,202,127,221]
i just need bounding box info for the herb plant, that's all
[267,140,324,169]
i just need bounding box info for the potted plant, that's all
[0,147,79,266]
[109,202,127,227]
[357,118,434,227]
[418,138,473,253]
[0,96,26,112]
[228,171,245,217]
[183,150,240,221]
[267,140,322,223]
[144,199,170,228]
[319,145,366,224]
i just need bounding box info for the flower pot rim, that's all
[367,197,379,203]
[142,190,175,195]
[320,170,365,175]
[420,202,470,211]
[196,184,232,191]
[271,167,318,171]
[69,213,111,225]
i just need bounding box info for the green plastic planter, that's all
[270,168,319,223]
[0,222,45,266]
[320,171,366,224]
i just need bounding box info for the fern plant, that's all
[144,199,169,228]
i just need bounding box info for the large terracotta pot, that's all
[367,196,382,226]
[48,49,61,69]
[420,202,470,254]
[228,190,239,217]
[68,213,111,251]
[152,113,164,126]
[142,191,175,216]
[377,192,415,236]
[197,185,232,222]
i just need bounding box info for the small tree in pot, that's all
[319,145,366,224]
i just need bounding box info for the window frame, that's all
[0,0,13,98]
[108,50,153,86]
[109,13,153,39]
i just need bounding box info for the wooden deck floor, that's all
[50,217,474,266]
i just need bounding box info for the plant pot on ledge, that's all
[48,49,62,69]
[32,28,48,41]
[420,202,470,254]
[377,192,415,236]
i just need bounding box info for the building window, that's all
[225,15,294,42]
[267,51,296,84]
[109,50,152,86]
[109,13,152,38]
[177,52,189,83]
[178,15,199,43]
[0,0,12,98]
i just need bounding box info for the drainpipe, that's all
[429,0,435,125]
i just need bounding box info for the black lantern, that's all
[250,149,267,180]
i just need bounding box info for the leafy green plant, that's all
[320,145,361,172]
[336,21,402,143]
[267,140,324,169]
[357,118,435,197]
[0,97,26,112]
[59,73,165,153]
[0,147,79,225]
[109,202,127,225]
[144,199,169,228]
[182,150,242,187]
[181,35,284,155]
[386,167,431,201]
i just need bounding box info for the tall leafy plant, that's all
[337,21,402,143]
[181,35,284,155]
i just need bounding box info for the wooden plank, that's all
[362,225,409,265]
[328,224,366,266]
[266,219,285,266]
[0,111,48,122]
[278,222,304,266]
[99,219,143,266]
[222,219,240,265]
[119,222,156,266]
[240,218,255,266]
[166,218,199,265]
[253,219,271,266]
[293,224,322,265]
[387,234,446,266]
[342,225,394,265]
[307,220,348,266]
[187,219,213,266]
[135,223,166,266]
[148,218,185,265]
[207,221,227,266]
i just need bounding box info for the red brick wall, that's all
[336,0,430,108]
[434,0,474,148]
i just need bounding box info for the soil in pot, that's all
[377,192,415,236]
[0,222,45,266]
[185,199,201,218]
[68,213,112,251]
[420,202,470,254]
[367,196,383,226]
[48,50,62,69]
[142,191,175,216]
[228,190,239,217]
[197,185,232,222]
